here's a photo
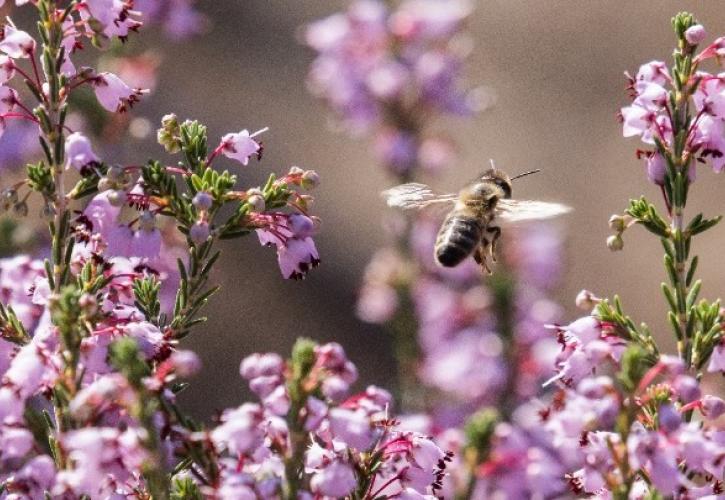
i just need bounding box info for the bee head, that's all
[479,168,512,199]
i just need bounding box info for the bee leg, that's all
[474,240,492,274]
[487,226,502,262]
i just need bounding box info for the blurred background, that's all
[7,1,725,419]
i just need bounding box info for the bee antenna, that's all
[510,169,542,181]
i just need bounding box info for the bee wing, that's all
[381,183,458,211]
[495,199,572,224]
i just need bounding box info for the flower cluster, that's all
[185,339,451,498]
[360,218,564,419]
[0,1,322,497]
[621,23,725,180]
[305,0,481,175]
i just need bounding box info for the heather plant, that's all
[306,2,725,499]
[450,12,725,500]
[0,1,454,498]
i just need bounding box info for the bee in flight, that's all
[381,167,571,273]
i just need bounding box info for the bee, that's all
[381,167,571,273]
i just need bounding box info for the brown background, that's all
[110,2,725,417]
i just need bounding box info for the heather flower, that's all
[135,0,207,40]
[65,132,99,171]
[210,403,265,455]
[219,128,266,166]
[309,460,357,497]
[0,55,15,83]
[0,25,35,59]
[92,72,147,113]
[0,85,18,114]
[305,0,480,174]
[707,339,725,372]
[685,24,707,45]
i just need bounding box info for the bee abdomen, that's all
[434,214,482,267]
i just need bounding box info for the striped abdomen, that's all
[434,212,483,267]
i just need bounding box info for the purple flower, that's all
[92,72,147,113]
[0,25,35,59]
[685,24,707,45]
[309,460,357,497]
[65,132,99,171]
[219,128,266,166]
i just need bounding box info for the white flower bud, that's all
[575,290,600,310]
[608,215,625,232]
[606,234,624,251]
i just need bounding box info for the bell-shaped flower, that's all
[0,55,15,83]
[92,72,147,113]
[220,128,266,165]
[0,25,35,59]
[65,132,100,171]
[309,460,357,498]
[0,85,17,114]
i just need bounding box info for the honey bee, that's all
[381,167,571,273]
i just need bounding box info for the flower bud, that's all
[107,190,126,207]
[246,188,265,212]
[575,289,600,310]
[301,170,320,189]
[189,221,210,245]
[79,293,98,315]
[702,395,725,420]
[288,166,304,176]
[97,177,113,192]
[192,191,213,211]
[606,234,623,251]
[658,403,681,433]
[170,350,202,378]
[157,113,181,153]
[685,24,706,45]
[608,215,625,232]
[645,153,666,185]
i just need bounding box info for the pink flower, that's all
[707,340,725,372]
[83,192,122,237]
[219,128,267,166]
[80,0,142,39]
[695,36,725,63]
[92,72,147,113]
[328,407,375,450]
[276,237,320,280]
[257,227,321,280]
[0,25,35,59]
[0,55,15,82]
[122,321,165,358]
[694,73,725,119]
[210,403,264,455]
[309,460,357,497]
[645,152,666,185]
[169,350,202,377]
[635,61,670,86]
[130,227,162,259]
[0,425,34,459]
[701,395,725,420]
[621,103,660,142]
[0,85,17,114]
[685,25,707,45]
[65,132,100,171]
